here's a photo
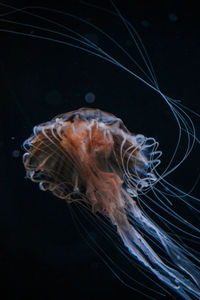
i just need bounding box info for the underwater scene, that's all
[1,1,200,299]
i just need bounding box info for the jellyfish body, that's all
[23,107,200,299]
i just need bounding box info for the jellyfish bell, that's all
[23,107,160,216]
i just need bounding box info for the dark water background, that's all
[0,0,200,299]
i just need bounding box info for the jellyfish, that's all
[21,107,200,299]
[1,1,200,299]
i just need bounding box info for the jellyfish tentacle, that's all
[115,193,200,300]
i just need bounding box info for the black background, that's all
[0,0,200,299]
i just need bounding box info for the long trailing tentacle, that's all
[115,191,200,300]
